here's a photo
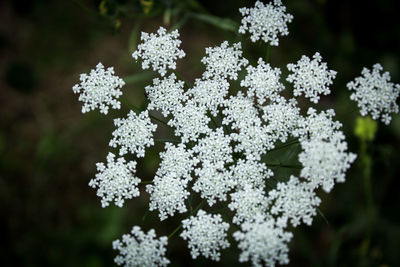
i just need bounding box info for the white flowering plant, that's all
[72,1,399,266]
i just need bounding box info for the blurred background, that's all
[1,0,399,266]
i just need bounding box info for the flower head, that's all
[113,226,169,267]
[347,63,400,125]
[239,0,293,46]
[132,27,185,76]
[109,110,157,157]
[89,153,140,208]
[72,62,124,114]
[287,52,337,103]
[201,41,248,80]
[180,209,230,261]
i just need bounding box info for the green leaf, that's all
[190,13,239,33]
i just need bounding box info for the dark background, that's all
[1,0,399,266]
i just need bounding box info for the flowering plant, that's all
[72,1,399,266]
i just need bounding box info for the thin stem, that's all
[173,70,191,88]
[268,139,299,152]
[140,180,153,184]
[154,138,180,143]
[120,98,169,126]
[266,163,302,169]
[265,43,271,63]
[168,199,206,239]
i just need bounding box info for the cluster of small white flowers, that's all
[89,153,140,208]
[287,52,337,103]
[222,91,262,130]
[233,214,293,267]
[293,108,342,142]
[239,0,293,46]
[299,132,357,193]
[192,128,233,169]
[146,143,198,220]
[230,159,273,189]
[193,163,235,206]
[73,1,371,265]
[168,101,211,143]
[132,27,185,76]
[268,176,321,227]
[180,209,230,261]
[262,97,300,143]
[145,74,186,116]
[186,77,230,116]
[241,58,285,104]
[113,226,169,267]
[109,110,157,157]
[72,62,124,114]
[229,184,269,224]
[347,63,400,125]
[201,41,248,80]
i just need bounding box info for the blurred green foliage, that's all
[1,0,399,266]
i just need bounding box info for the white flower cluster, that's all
[72,62,124,114]
[89,153,140,208]
[113,226,169,267]
[145,74,186,116]
[268,176,321,227]
[241,58,284,104]
[180,209,230,261]
[132,27,185,76]
[70,1,397,266]
[347,63,400,125]
[201,41,248,80]
[239,0,293,46]
[109,110,157,157]
[146,143,198,220]
[233,215,293,267]
[287,52,337,103]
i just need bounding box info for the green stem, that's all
[154,138,180,143]
[265,43,271,63]
[140,180,153,184]
[173,70,191,88]
[268,139,299,152]
[168,199,205,239]
[266,163,302,169]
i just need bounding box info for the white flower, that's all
[268,175,321,227]
[72,62,124,114]
[241,58,284,104]
[147,173,190,221]
[222,91,261,130]
[192,128,233,169]
[145,74,186,117]
[229,184,269,224]
[293,107,342,142]
[230,159,273,189]
[298,132,357,192]
[146,143,198,220]
[239,0,293,46]
[89,153,140,208]
[287,52,337,103]
[168,100,211,143]
[262,97,300,143]
[180,209,230,261]
[347,63,400,125]
[109,110,157,157]
[193,162,235,206]
[233,214,293,267]
[186,77,230,116]
[132,27,185,76]
[113,226,169,267]
[201,41,248,80]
